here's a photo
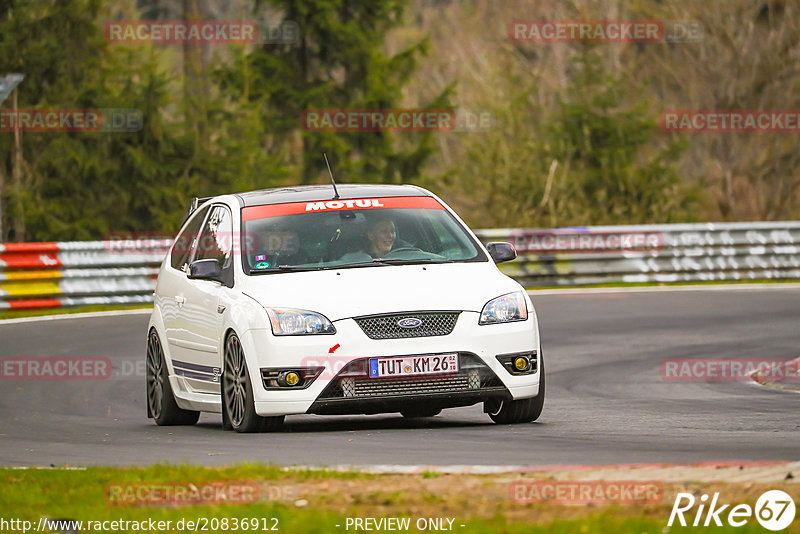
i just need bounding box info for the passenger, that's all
[252,221,304,268]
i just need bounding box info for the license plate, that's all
[368,354,459,378]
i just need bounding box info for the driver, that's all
[337,213,403,262]
[365,215,397,258]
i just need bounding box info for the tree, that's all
[218,0,445,187]
[458,49,696,228]
[0,0,289,241]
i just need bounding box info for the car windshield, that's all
[241,196,487,273]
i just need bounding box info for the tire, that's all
[220,391,233,431]
[400,408,442,418]
[222,332,284,433]
[487,357,545,424]
[146,329,200,426]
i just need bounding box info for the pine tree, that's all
[219,0,445,186]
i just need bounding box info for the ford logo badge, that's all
[397,317,423,329]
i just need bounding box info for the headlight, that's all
[479,292,528,325]
[265,308,336,335]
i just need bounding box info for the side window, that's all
[170,205,210,271]
[195,205,235,273]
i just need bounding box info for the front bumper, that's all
[307,352,515,415]
[241,311,541,417]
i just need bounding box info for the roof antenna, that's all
[323,152,340,200]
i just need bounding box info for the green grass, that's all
[0,466,792,533]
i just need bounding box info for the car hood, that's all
[240,262,522,321]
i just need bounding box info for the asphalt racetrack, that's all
[1,286,798,467]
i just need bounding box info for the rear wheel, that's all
[222,332,284,433]
[487,358,545,424]
[400,408,442,418]
[146,330,200,426]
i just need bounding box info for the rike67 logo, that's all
[668,490,796,531]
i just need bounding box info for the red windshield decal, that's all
[242,196,445,221]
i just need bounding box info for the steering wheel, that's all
[386,246,421,255]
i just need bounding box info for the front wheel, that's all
[146,329,200,426]
[487,358,545,424]
[222,332,284,433]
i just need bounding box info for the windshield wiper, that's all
[374,258,454,265]
[329,260,391,268]
[248,258,453,274]
[250,262,389,274]
[248,265,322,274]
[336,258,453,267]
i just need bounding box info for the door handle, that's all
[174,295,185,307]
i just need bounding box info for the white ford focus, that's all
[146,184,544,432]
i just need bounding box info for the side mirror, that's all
[486,242,517,264]
[187,259,223,283]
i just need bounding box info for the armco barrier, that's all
[0,240,169,310]
[482,221,800,287]
[1,221,799,310]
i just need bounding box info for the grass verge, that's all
[1,465,797,533]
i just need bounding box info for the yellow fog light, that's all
[284,372,300,386]
[514,357,529,371]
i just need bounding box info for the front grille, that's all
[318,353,503,400]
[340,372,477,398]
[355,312,460,339]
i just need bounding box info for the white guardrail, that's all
[1,222,799,310]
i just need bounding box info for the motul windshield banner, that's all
[242,196,445,221]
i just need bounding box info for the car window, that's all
[170,204,210,271]
[194,205,235,272]
[240,196,487,273]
